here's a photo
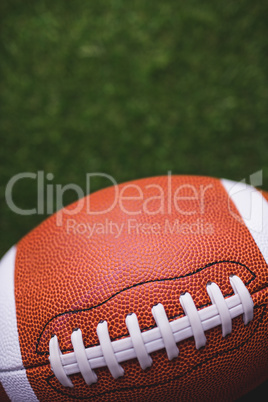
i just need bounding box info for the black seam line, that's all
[45,303,267,400]
[36,260,256,356]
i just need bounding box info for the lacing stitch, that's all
[49,275,254,387]
[152,303,179,360]
[125,313,153,370]
[71,328,97,385]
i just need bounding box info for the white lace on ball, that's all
[49,275,254,387]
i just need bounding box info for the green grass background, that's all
[0,1,268,397]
